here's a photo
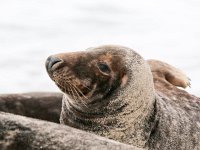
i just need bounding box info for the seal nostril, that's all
[46,56,62,72]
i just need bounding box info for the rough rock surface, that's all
[0,92,62,123]
[0,112,143,150]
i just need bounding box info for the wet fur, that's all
[46,45,200,150]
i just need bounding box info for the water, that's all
[0,0,200,96]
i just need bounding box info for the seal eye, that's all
[98,63,110,74]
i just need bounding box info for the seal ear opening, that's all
[120,74,128,88]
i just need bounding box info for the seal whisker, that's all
[54,81,77,108]
[55,82,77,117]
[52,72,90,110]
[70,83,89,100]
[71,86,86,104]
[63,77,91,95]
[71,85,88,108]
[81,84,92,91]
[63,78,72,83]
[65,86,78,110]
[64,77,74,81]
[65,81,89,107]
[68,85,78,102]
[69,82,89,101]
[68,86,76,100]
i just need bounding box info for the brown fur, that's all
[46,45,200,150]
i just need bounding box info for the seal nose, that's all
[45,56,62,72]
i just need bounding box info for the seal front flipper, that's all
[147,59,191,89]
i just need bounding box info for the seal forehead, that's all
[97,53,116,67]
[88,46,129,65]
[88,45,142,66]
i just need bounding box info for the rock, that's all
[0,92,62,123]
[0,112,143,150]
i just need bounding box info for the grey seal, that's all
[46,45,200,150]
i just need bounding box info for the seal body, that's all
[46,45,200,150]
[148,66,200,150]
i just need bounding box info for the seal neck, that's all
[99,59,156,147]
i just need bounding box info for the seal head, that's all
[46,45,156,147]
[46,47,128,110]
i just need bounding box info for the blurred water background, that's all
[0,0,199,96]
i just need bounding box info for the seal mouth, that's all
[56,80,96,102]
